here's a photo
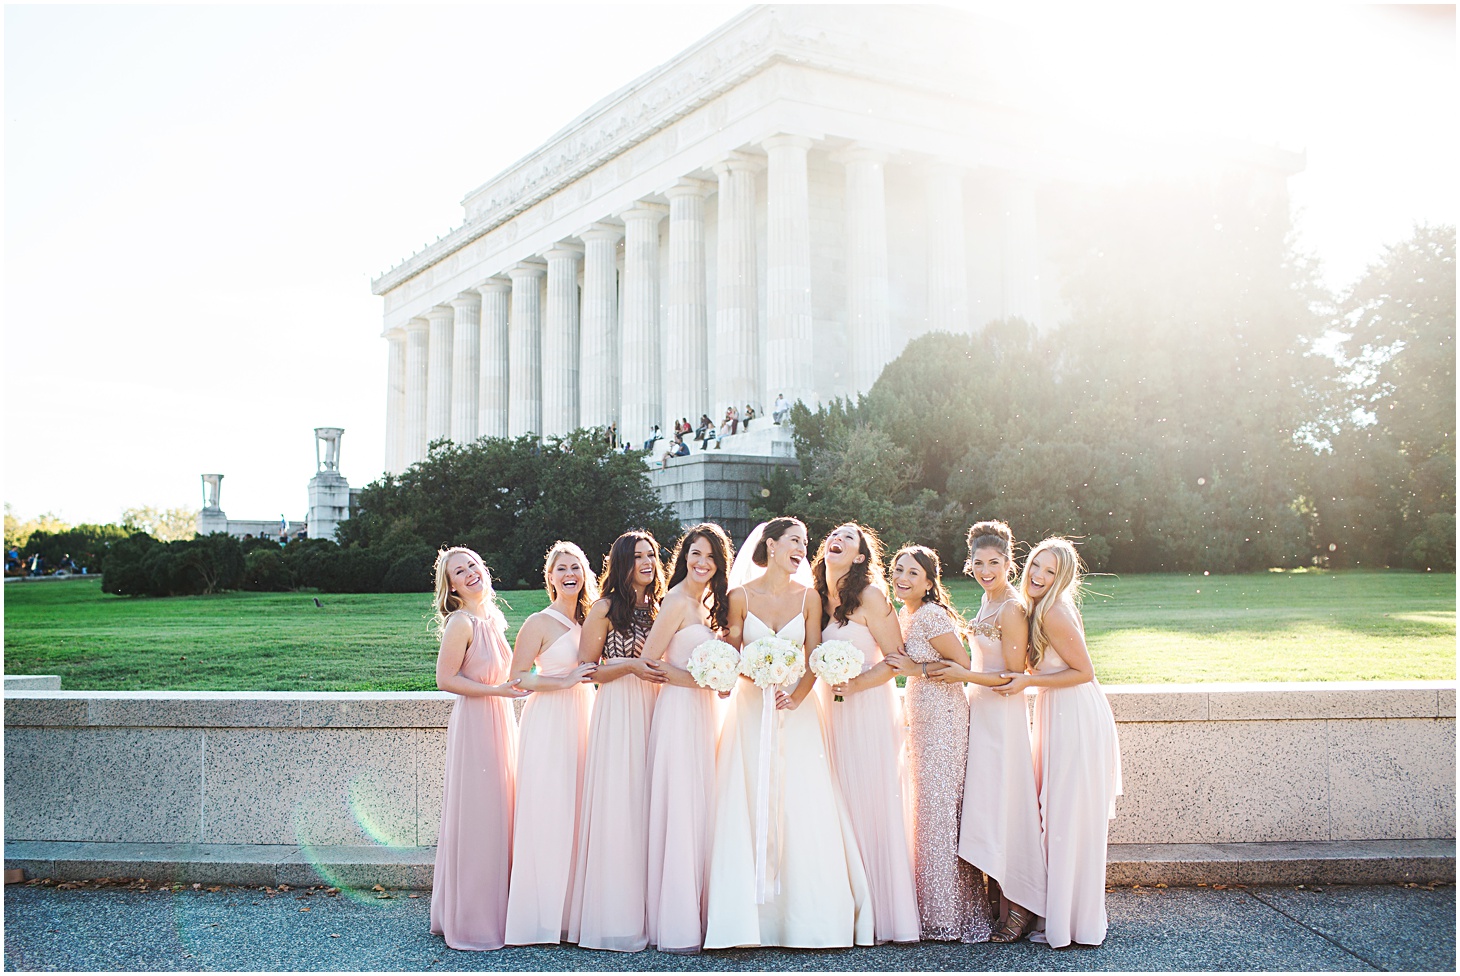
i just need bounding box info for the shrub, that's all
[381,550,435,593]
[241,549,293,591]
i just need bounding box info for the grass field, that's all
[2,571,1454,691]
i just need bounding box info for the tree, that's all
[121,506,199,542]
[1324,224,1456,568]
[338,431,681,588]
[5,505,69,551]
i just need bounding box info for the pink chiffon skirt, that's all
[429,693,517,950]
[566,676,659,951]
[504,682,594,944]
[820,680,921,943]
[1031,680,1122,948]
[645,683,722,953]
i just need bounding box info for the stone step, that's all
[7,839,1451,890]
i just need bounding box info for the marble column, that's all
[403,317,429,464]
[620,203,667,448]
[449,292,481,443]
[384,328,406,473]
[764,134,815,411]
[476,278,512,438]
[665,179,711,430]
[838,145,893,394]
[508,261,546,438]
[925,162,970,333]
[425,305,454,445]
[579,223,622,434]
[1002,174,1042,326]
[714,152,763,419]
[542,243,584,437]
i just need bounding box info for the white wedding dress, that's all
[702,598,875,949]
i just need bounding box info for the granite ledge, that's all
[3,691,455,729]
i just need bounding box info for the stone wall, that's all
[5,683,1453,850]
[647,450,801,541]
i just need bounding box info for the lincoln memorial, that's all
[371,4,1300,511]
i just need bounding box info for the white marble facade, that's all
[373,5,1300,473]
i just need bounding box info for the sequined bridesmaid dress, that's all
[900,601,994,943]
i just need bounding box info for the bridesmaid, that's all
[928,521,1045,942]
[999,537,1122,948]
[566,531,668,952]
[504,541,600,945]
[891,544,994,943]
[428,547,531,951]
[811,523,921,945]
[640,523,735,954]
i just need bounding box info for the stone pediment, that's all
[371,4,990,296]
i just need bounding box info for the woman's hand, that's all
[491,678,532,699]
[627,658,667,683]
[774,688,801,710]
[996,672,1032,696]
[925,660,974,683]
[882,650,919,676]
[569,662,597,684]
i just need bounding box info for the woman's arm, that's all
[510,613,596,691]
[436,613,527,698]
[998,599,1031,673]
[578,600,639,684]
[997,604,1093,696]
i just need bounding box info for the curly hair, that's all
[666,523,735,633]
[811,522,887,627]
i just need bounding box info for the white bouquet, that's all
[809,639,865,702]
[687,638,742,693]
[740,635,806,689]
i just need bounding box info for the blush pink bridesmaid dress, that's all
[645,622,724,954]
[429,612,519,951]
[819,617,921,944]
[505,607,595,945]
[1030,639,1122,948]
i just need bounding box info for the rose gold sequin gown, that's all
[900,601,994,943]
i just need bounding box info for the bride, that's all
[702,518,875,949]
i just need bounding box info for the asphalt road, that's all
[4,880,1454,972]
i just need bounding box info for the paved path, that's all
[4,882,1453,971]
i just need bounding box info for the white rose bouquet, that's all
[687,638,742,693]
[740,635,806,690]
[809,639,864,702]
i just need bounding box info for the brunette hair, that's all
[542,540,599,623]
[964,519,1016,577]
[1019,537,1083,669]
[666,523,735,632]
[598,530,666,633]
[812,522,886,627]
[892,544,965,629]
[431,546,506,637]
[751,517,806,567]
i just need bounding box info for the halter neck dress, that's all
[429,611,518,951]
[505,607,595,945]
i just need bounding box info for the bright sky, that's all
[4,3,1454,527]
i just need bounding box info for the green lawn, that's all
[2,571,1453,690]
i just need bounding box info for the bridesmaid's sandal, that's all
[990,905,1035,944]
[985,877,1003,924]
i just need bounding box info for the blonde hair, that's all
[543,540,599,623]
[1018,537,1082,670]
[432,546,506,637]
